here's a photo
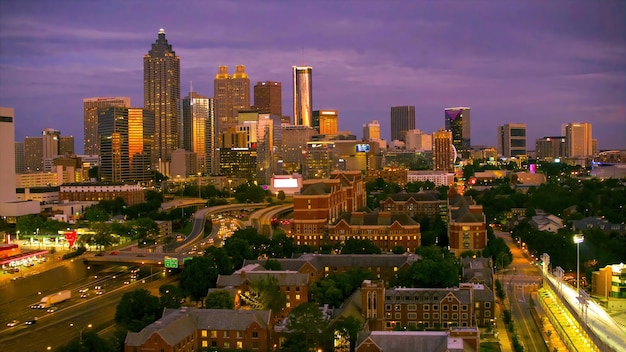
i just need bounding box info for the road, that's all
[496,230,548,352]
[0,263,176,352]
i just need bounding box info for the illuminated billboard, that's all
[356,144,370,152]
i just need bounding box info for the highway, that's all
[496,231,547,352]
[0,263,176,351]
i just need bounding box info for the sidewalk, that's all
[495,302,514,352]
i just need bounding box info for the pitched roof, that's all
[125,308,272,347]
[216,271,309,288]
[385,287,472,305]
[356,331,450,352]
[299,253,420,270]
[301,182,332,195]
[387,191,441,202]
[335,211,419,226]
[450,205,484,223]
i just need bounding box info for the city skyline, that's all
[0,1,624,153]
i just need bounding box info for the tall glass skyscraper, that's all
[390,106,415,142]
[182,92,215,175]
[98,107,155,184]
[144,29,180,165]
[83,97,130,156]
[444,107,471,153]
[292,66,313,127]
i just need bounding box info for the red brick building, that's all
[447,191,487,256]
[124,308,272,352]
[361,279,494,330]
[327,210,421,252]
[364,167,409,187]
[379,190,447,221]
[292,171,366,248]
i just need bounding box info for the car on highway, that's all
[123,280,130,285]
[110,251,119,255]
[46,306,59,313]
[95,252,104,256]
[94,285,102,290]
[79,288,89,293]
[96,290,104,295]
[30,303,42,309]
[25,319,37,325]
[80,293,89,298]
[6,320,19,327]
[136,253,146,257]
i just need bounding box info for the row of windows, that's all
[386,320,470,329]
[387,312,466,320]
[200,330,259,338]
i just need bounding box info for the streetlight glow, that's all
[574,234,584,292]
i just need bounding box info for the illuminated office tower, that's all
[390,106,415,142]
[83,97,130,155]
[182,92,215,174]
[59,136,75,155]
[535,136,566,161]
[98,107,155,183]
[497,123,527,158]
[253,81,282,116]
[563,122,593,157]
[312,110,338,135]
[363,120,381,141]
[214,65,251,134]
[24,137,43,173]
[444,107,471,153]
[433,128,454,172]
[144,28,180,164]
[292,66,313,126]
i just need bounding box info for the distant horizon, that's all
[1,1,624,153]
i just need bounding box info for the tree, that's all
[204,246,233,275]
[283,302,331,352]
[16,214,46,238]
[277,190,286,201]
[115,289,161,332]
[159,284,183,309]
[179,256,219,305]
[333,316,363,352]
[240,276,287,313]
[56,330,115,352]
[392,246,459,288]
[264,259,282,271]
[83,206,110,222]
[340,238,381,254]
[205,290,234,309]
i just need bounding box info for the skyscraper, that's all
[312,110,338,135]
[563,122,593,157]
[535,136,566,161]
[214,65,251,134]
[182,92,215,175]
[253,81,282,116]
[390,106,415,142]
[292,66,313,127]
[0,107,16,203]
[444,107,471,153]
[363,120,381,141]
[497,123,527,158]
[433,128,454,172]
[98,107,155,183]
[83,97,130,155]
[144,28,180,165]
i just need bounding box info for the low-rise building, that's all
[379,190,446,220]
[59,183,144,206]
[355,328,479,352]
[529,212,563,233]
[447,191,487,256]
[124,307,272,352]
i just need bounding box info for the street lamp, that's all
[574,234,584,292]
[70,322,92,343]
[197,172,202,199]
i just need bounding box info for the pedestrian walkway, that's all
[495,302,514,352]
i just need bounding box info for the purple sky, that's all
[1,1,625,153]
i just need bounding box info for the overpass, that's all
[248,204,293,237]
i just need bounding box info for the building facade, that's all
[433,129,454,172]
[390,106,415,142]
[535,136,566,161]
[214,65,251,134]
[447,192,487,256]
[444,107,471,154]
[59,183,144,206]
[253,81,282,117]
[98,107,155,184]
[497,123,527,158]
[563,122,593,157]
[292,66,313,127]
[312,110,338,135]
[182,92,215,174]
[83,97,130,155]
[363,120,381,141]
[144,28,180,165]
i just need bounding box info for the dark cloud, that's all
[0,0,624,152]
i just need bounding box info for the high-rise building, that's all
[278,125,317,174]
[24,136,43,173]
[83,97,130,155]
[214,65,251,134]
[563,122,593,157]
[535,136,566,161]
[292,66,313,127]
[363,120,381,141]
[144,28,180,165]
[312,110,338,135]
[390,106,415,142]
[497,123,527,158]
[253,81,282,116]
[405,129,433,152]
[98,107,155,184]
[433,128,454,172]
[14,141,25,174]
[444,107,471,153]
[42,128,61,160]
[182,92,215,175]
[0,107,16,203]
[59,136,75,155]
